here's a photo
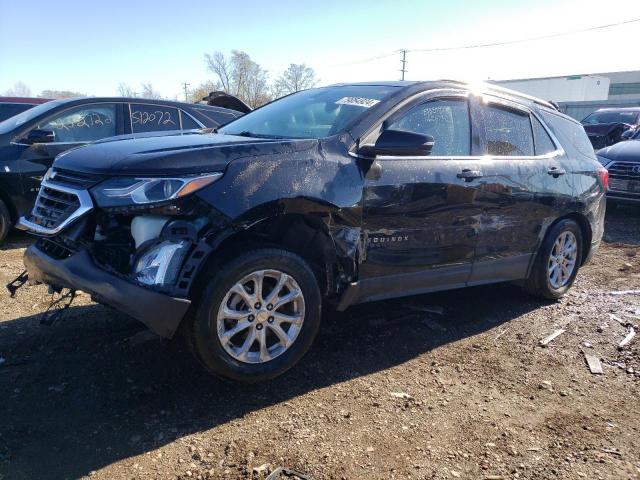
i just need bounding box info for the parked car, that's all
[596,134,640,205]
[0,97,51,122]
[581,107,640,149]
[16,81,607,382]
[0,97,244,241]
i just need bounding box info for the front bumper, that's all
[23,245,191,338]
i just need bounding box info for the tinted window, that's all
[541,110,596,161]
[195,108,238,127]
[219,85,399,139]
[130,104,179,133]
[36,104,116,143]
[483,105,534,156]
[0,103,34,122]
[389,98,470,156]
[532,116,556,155]
[582,111,639,125]
[180,111,201,129]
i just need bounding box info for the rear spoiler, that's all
[201,91,252,114]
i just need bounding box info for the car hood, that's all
[583,122,632,136]
[598,140,640,163]
[53,132,318,175]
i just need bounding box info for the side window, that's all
[541,110,596,161]
[195,108,238,127]
[130,104,179,133]
[36,104,116,143]
[388,98,471,156]
[180,111,201,130]
[532,116,557,155]
[482,104,534,156]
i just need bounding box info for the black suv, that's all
[0,96,243,242]
[17,81,607,382]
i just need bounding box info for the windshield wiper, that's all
[228,131,288,139]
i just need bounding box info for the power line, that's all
[320,17,640,70]
[410,17,640,53]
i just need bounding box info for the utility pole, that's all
[182,82,190,102]
[399,49,408,81]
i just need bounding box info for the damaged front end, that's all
[16,169,228,337]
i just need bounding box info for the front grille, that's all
[607,161,640,179]
[48,168,105,189]
[31,186,81,230]
[36,237,74,259]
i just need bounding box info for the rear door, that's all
[359,91,490,301]
[468,96,572,285]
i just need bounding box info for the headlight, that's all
[91,173,222,207]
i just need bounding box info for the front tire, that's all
[185,248,322,383]
[524,219,583,300]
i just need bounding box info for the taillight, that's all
[597,167,609,190]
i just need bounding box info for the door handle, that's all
[547,166,566,177]
[456,169,483,182]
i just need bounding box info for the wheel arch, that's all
[546,212,593,266]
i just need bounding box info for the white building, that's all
[492,71,640,120]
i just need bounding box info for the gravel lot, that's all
[1,206,639,480]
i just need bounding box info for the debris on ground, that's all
[390,391,413,400]
[608,289,640,296]
[539,328,565,346]
[618,327,636,349]
[585,353,604,374]
[265,467,313,480]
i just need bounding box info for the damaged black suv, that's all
[16,81,607,382]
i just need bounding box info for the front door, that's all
[359,94,489,302]
[16,103,119,212]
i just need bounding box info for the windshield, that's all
[0,99,62,134]
[219,85,400,139]
[582,110,639,125]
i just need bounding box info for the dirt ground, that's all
[1,206,639,480]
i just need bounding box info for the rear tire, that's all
[524,219,583,300]
[0,198,11,244]
[184,248,322,383]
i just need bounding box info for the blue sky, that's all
[1,0,639,99]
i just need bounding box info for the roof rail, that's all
[435,79,558,111]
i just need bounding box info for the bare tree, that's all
[140,83,163,99]
[274,64,317,97]
[117,82,138,97]
[4,81,32,97]
[205,52,231,92]
[204,50,272,108]
[40,89,84,99]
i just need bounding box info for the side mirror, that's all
[360,129,434,158]
[22,129,55,145]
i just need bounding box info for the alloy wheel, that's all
[547,231,578,289]
[216,269,305,364]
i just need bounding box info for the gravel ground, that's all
[0,206,639,480]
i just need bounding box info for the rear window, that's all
[532,116,557,155]
[482,105,534,156]
[541,111,596,161]
[130,104,179,133]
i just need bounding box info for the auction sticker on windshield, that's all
[336,97,380,108]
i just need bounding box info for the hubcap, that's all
[548,231,577,289]
[216,269,305,364]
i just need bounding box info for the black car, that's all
[0,97,243,241]
[581,107,640,149]
[16,81,607,382]
[0,97,52,122]
[597,135,640,205]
